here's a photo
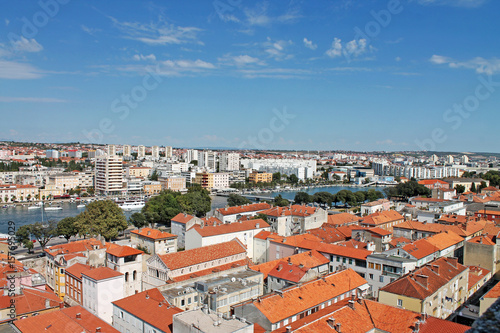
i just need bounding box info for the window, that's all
[375,264,381,270]
[125,272,129,282]
[379,276,384,283]
[336,256,340,262]
[397,299,403,307]
[133,271,137,281]
[181,299,185,306]
[368,262,374,269]
[369,274,374,280]
[349,259,353,265]
[188,297,191,304]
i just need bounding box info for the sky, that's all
[1,0,500,152]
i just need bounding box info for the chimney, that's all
[96,328,102,333]
[335,323,342,332]
[414,274,429,289]
[76,313,81,319]
[413,322,420,332]
[308,252,312,257]
[256,223,260,229]
[327,317,335,329]
[285,326,292,333]
[348,300,355,310]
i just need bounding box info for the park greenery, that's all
[382,180,431,200]
[16,221,58,252]
[74,200,128,240]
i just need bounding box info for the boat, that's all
[44,206,63,211]
[28,205,42,210]
[77,204,86,209]
[117,200,145,211]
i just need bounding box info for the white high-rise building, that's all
[45,150,59,159]
[107,145,116,156]
[95,155,123,195]
[461,155,469,164]
[137,145,145,159]
[430,154,439,163]
[123,145,131,157]
[165,146,173,158]
[446,155,454,164]
[199,150,217,171]
[220,153,240,171]
[185,149,198,163]
[152,146,159,159]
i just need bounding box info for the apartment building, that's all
[151,145,159,159]
[64,263,92,306]
[130,227,177,255]
[127,166,151,179]
[359,210,404,231]
[123,144,131,157]
[240,158,317,180]
[107,145,116,156]
[262,204,328,236]
[170,213,203,249]
[48,173,79,193]
[106,245,144,297]
[137,145,145,158]
[194,172,229,190]
[0,184,39,202]
[220,152,240,171]
[159,175,186,192]
[378,257,469,319]
[142,180,161,195]
[249,171,273,183]
[198,150,217,170]
[360,198,391,216]
[185,219,270,259]
[95,155,123,195]
[213,202,272,223]
[73,169,94,188]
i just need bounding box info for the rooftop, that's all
[131,227,177,240]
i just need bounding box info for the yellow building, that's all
[194,172,229,190]
[143,181,162,195]
[39,185,63,200]
[159,176,186,192]
[48,173,80,193]
[249,171,273,183]
[0,184,39,202]
[378,257,469,319]
[127,166,152,179]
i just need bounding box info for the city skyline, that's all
[2,0,500,152]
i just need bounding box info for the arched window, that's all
[125,272,129,282]
[133,271,137,281]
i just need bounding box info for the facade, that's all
[151,145,160,159]
[198,150,217,170]
[48,173,79,193]
[231,269,369,331]
[144,240,248,287]
[444,177,489,192]
[137,145,145,158]
[365,254,417,297]
[240,158,317,180]
[0,184,39,202]
[194,172,229,190]
[170,213,203,249]
[378,257,469,319]
[263,205,328,236]
[185,219,270,259]
[165,146,173,158]
[95,155,123,195]
[130,227,178,255]
[123,144,131,156]
[106,245,144,297]
[464,235,500,278]
[64,263,92,306]
[159,175,186,192]
[82,267,124,323]
[107,145,116,156]
[360,199,391,216]
[220,152,240,171]
[249,171,273,183]
[213,202,272,223]
[143,180,161,195]
[127,166,151,179]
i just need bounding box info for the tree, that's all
[354,191,366,205]
[177,190,211,217]
[273,195,290,207]
[227,194,251,207]
[57,217,77,242]
[149,170,159,181]
[312,192,334,206]
[294,192,312,205]
[471,182,477,193]
[143,192,181,225]
[251,213,268,222]
[366,189,384,202]
[288,174,299,185]
[478,181,487,192]
[455,184,465,194]
[272,172,282,183]
[129,212,148,229]
[30,221,57,250]
[75,200,127,240]
[191,160,198,166]
[384,181,430,200]
[16,225,34,253]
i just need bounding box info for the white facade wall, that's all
[82,274,124,324]
[220,153,240,171]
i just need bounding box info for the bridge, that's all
[360,181,398,187]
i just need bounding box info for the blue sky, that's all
[1,0,500,152]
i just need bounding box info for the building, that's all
[170,213,203,249]
[213,202,272,223]
[185,149,198,163]
[82,267,124,323]
[165,146,173,158]
[143,180,161,195]
[249,171,273,183]
[45,149,59,159]
[464,235,500,279]
[74,169,94,188]
[123,144,131,157]
[130,227,178,255]
[220,152,240,171]
[262,205,328,236]
[173,308,253,333]
[359,210,404,231]
[378,257,469,319]
[48,173,79,193]
[45,238,107,300]
[137,145,145,158]
[479,281,500,316]
[151,145,160,159]
[240,158,317,180]
[252,230,284,264]
[64,262,92,306]
[326,212,362,227]
[198,150,217,170]
[365,253,417,297]
[418,179,451,190]
[127,166,151,179]
[144,239,248,288]
[185,219,270,259]
[194,172,229,191]
[12,305,120,333]
[231,269,369,331]
[0,287,63,323]
[95,155,123,195]
[0,184,39,202]
[384,238,439,267]
[107,144,116,156]
[360,199,391,216]
[159,175,186,192]
[444,177,489,192]
[106,245,144,297]
[112,288,182,333]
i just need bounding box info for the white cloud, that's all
[303,38,317,50]
[133,54,156,62]
[219,54,265,67]
[237,68,311,79]
[244,3,301,26]
[0,60,42,79]
[263,37,293,60]
[5,19,9,26]
[171,59,215,69]
[395,56,401,62]
[430,54,500,75]
[110,16,202,45]
[326,38,342,58]
[11,37,43,53]
[81,24,100,35]
[0,96,66,103]
[417,0,487,7]
[345,39,368,57]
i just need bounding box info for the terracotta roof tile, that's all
[65,263,92,280]
[190,219,270,237]
[419,316,470,333]
[250,250,329,279]
[468,265,491,290]
[402,238,439,260]
[131,227,177,240]
[217,203,272,216]
[45,238,105,256]
[483,280,500,298]
[262,205,318,218]
[106,245,144,257]
[82,267,123,281]
[326,213,361,226]
[360,210,403,227]
[171,213,196,224]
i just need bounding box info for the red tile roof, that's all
[389,236,412,248]
[262,205,318,217]
[190,219,270,237]
[483,280,500,298]
[65,263,92,280]
[468,265,491,290]
[297,240,373,261]
[402,238,439,260]
[425,231,464,251]
[467,235,495,245]
[250,250,329,279]
[326,213,361,226]
[112,289,182,332]
[0,287,62,317]
[170,259,251,283]
[131,227,177,240]
[239,269,367,324]
[82,267,123,281]
[14,305,119,333]
[418,179,449,185]
[270,234,322,247]
[254,230,283,241]
[360,210,403,226]
[380,257,468,300]
[171,213,196,224]
[106,245,144,257]
[267,261,308,283]
[306,226,348,243]
[217,203,272,216]
[419,316,470,333]
[158,239,247,270]
[45,238,105,256]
